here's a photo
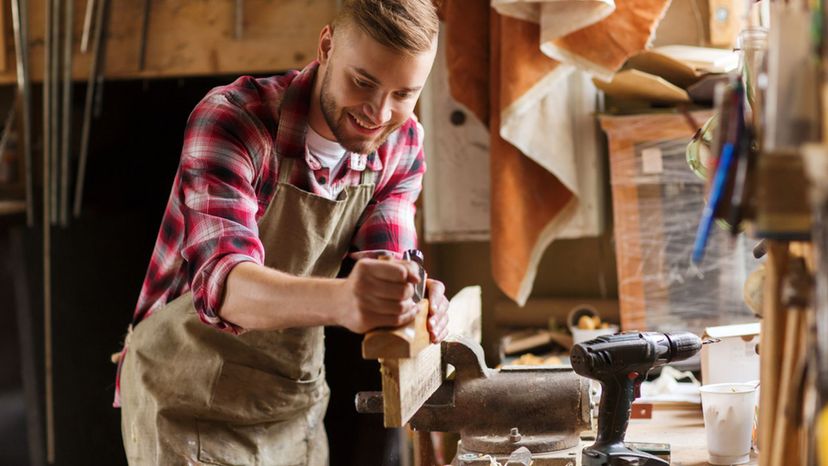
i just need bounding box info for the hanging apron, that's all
[120,157,377,466]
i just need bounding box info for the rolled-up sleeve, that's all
[178,94,269,332]
[351,121,425,255]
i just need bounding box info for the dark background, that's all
[0,76,391,466]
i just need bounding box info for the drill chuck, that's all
[665,332,703,362]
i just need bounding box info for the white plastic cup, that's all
[699,383,758,465]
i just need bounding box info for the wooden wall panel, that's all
[0,0,338,84]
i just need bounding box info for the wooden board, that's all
[376,285,482,427]
[363,299,431,360]
[0,0,337,83]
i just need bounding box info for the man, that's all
[117,1,447,464]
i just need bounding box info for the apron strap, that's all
[359,166,378,185]
[279,157,295,184]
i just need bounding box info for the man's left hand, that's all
[425,278,449,343]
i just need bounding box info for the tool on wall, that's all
[570,331,705,466]
[692,78,746,264]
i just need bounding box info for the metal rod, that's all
[74,0,107,217]
[80,0,94,53]
[11,0,33,227]
[41,0,56,460]
[138,0,150,70]
[43,0,51,222]
[0,102,17,166]
[49,0,60,225]
[60,0,73,226]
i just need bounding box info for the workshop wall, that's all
[427,0,711,362]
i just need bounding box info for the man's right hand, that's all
[337,258,422,334]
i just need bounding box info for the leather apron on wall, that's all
[120,157,377,465]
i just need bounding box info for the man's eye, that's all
[354,79,372,89]
[395,91,413,99]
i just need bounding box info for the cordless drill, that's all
[570,332,703,466]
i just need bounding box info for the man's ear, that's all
[317,25,334,65]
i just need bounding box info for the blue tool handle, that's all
[692,142,735,264]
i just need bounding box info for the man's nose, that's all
[363,94,392,125]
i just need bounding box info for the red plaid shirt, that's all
[132,61,425,333]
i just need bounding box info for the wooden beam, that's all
[0,0,338,84]
[372,285,482,427]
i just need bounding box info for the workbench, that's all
[625,405,759,466]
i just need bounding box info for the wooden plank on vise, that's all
[363,299,431,360]
[374,286,482,427]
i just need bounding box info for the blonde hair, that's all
[333,0,439,54]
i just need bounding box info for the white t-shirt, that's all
[306,126,349,199]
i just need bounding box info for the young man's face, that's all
[316,24,436,154]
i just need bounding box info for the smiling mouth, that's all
[348,112,382,133]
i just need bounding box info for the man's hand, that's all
[425,278,449,343]
[337,258,421,334]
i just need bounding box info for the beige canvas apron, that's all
[120,157,377,466]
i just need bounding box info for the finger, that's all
[428,294,449,317]
[428,314,449,336]
[369,305,418,329]
[426,279,446,302]
[363,276,415,302]
[366,259,419,284]
[363,295,418,316]
[438,325,449,342]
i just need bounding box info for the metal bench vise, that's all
[357,337,591,465]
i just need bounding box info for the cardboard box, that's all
[701,322,761,384]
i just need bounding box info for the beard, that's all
[319,65,401,155]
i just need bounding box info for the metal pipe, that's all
[49,0,60,225]
[60,0,73,226]
[74,0,107,218]
[43,0,51,221]
[80,0,94,53]
[42,0,56,459]
[0,103,17,167]
[11,0,32,227]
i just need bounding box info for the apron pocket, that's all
[207,361,327,423]
[197,417,308,466]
